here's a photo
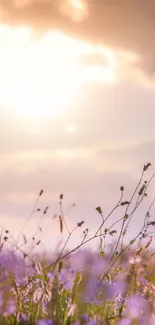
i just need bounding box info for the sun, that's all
[0,25,117,120]
[0,26,83,119]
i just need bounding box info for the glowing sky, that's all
[0,0,155,255]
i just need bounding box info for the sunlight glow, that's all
[59,0,88,21]
[0,24,117,120]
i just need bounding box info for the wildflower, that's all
[58,268,75,290]
[47,271,54,282]
[84,274,100,304]
[118,319,131,325]
[82,313,89,321]
[37,320,53,325]
[0,291,3,308]
[4,299,16,316]
[90,254,108,277]
[88,320,97,325]
[106,280,125,300]
[16,312,27,322]
[126,294,148,319]
[138,276,148,286]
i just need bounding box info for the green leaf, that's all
[34,274,46,281]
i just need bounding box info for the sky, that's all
[0,0,155,257]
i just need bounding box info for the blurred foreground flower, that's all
[37,320,53,325]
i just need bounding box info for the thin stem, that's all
[123,173,155,241]
[100,225,145,282]
[95,191,123,237]
[16,192,41,245]
[60,200,70,235]
[111,168,145,260]
[51,226,78,272]
[6,240,34,264]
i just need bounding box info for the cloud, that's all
[1,0,155,77]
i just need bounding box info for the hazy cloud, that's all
[1,0,155,76]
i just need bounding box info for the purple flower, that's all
[88,320,97,325]
[70,268,76,275]
[47,272,54,282]
[70,251,87,272]
[14,275,20,287]
[90,254,108,277]
[17,312,27,322]
[139,276,148,286]
[106,280,125,300]
[6,300,16,315]
[84,275,100,303]
[139,316,151,325]
[37,320,53,325]
[126,294,148,319]
[0,291,3,308]
[58,269,74,290]
[82,313,89,321]
[118,319,131,325]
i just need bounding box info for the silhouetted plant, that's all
[0,163,155,324]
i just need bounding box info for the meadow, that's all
[0,162,155,325]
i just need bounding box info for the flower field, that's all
[0,163,155,325]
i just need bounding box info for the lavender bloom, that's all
[89,254,108,277]
[88,320,97,325]
[106,280,125,300]
[126,294,148,319]
[70,251,87,272]
[0,291,3,308]
[58,268,75,290]
[14,275,21,287]
[17,312,27,322]
[37,320,53,325]
[84,274,100,304]
[138,316,152,325]
[118,319,131,325]
[138,276,148,286]
[5,300,16,315]
[47,272,54,282]
[82,313,89,321]
[14,274,28,287]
